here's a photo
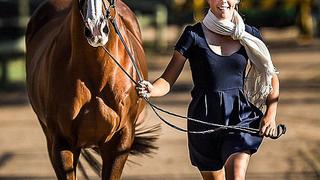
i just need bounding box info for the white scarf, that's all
[203,10,278,109]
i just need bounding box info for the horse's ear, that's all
[106,0,117,20]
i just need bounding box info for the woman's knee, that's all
[224,152,251,180]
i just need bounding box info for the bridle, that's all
[76,0,286,139]
[78,0,116,28]
[78,0,144,81]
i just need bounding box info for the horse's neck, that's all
[52,0,72,10]
[70,0,89,52]
[68,1,127,92]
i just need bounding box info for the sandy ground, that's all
[0,29,319,179]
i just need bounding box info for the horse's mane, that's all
[117,0,143,45]
[26,0,72,43]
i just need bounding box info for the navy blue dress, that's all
[175,23,264,171]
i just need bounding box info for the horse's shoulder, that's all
[26,0,72,42]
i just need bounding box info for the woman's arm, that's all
[137,50,187,98]
[259,74,280,137]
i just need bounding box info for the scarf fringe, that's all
[244,65,277,109]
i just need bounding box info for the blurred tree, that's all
[192,0,207,22]
[0,0,42,85]
[239,0,319,37]
[170,0,320,37]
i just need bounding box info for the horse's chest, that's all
[74,96,120,146]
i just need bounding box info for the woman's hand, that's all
[136,80,154,99]
[259,115,277,138]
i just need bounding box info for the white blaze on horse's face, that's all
[84,0,109,47]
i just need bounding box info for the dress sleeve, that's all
[245,25,263,41]
[174,25,194,59]
[251,26,263,40]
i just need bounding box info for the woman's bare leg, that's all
[224,151,251,180]
[200,168,225,180]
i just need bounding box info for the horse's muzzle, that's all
[84,18,109,47]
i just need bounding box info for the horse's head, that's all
[79,0,114,47]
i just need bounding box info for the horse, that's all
[25,0,158,179]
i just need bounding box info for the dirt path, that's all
[0,40,319,179]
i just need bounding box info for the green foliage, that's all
[0,58,25,83]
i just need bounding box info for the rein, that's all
[78,0,286,139]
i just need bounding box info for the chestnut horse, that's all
[26,0,158,179]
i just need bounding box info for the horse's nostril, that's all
[84,27,93,38]
[103,25,109,34]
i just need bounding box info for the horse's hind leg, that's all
[49,135,81,180]
[99,126,134,180]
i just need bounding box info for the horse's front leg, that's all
[50,135,81,180]
[99,125,134,180]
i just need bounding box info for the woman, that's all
[137,0,279,179]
